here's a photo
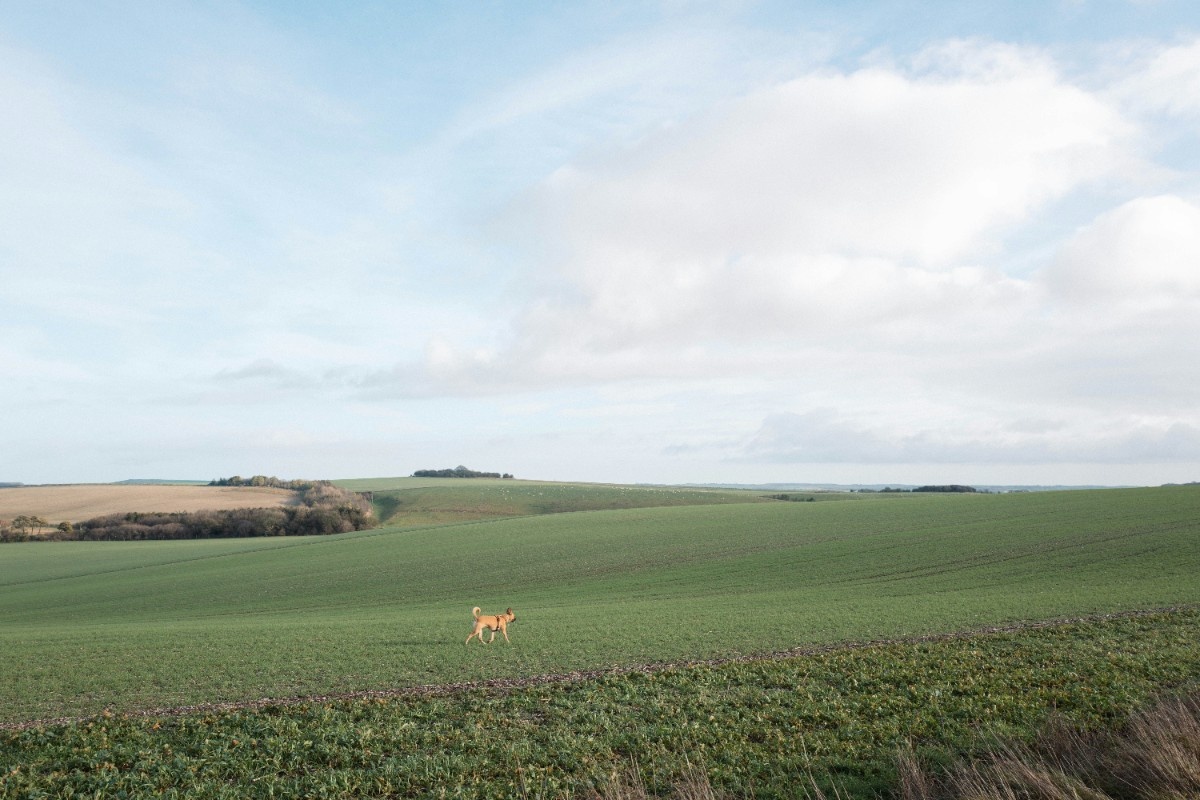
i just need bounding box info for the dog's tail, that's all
[471,606,481,619]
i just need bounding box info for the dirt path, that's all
[2,606,1191,732]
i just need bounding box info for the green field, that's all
[1,482,1199,796]
[338,477,773,526]
[2,483,1197,724]
[2,610,1197,798]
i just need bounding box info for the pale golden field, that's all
[0,485,296,525]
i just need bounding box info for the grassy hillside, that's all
[335,477,772,526]
[1,485,1198,725]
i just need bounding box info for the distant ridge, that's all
[114,479,207,486]
[682,482,1125,493]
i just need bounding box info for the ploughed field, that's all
[0,484,296,525]
[1,481,1198,797]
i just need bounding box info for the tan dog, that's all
[465,605,516,644]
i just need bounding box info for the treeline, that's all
[76,482,373,540]
[914,485,978,493]
[1,481,374,543]
[2,525,68,542]
[766,494,817,502]
[412,466,514,479]
[855,485,980,494]
[208,475,316,489]
[0,515,72,542]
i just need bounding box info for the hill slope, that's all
[335,477,771,526]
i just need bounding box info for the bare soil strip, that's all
[0,485,296,525]
[3,606,1190,732]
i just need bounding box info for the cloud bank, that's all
[374,39,1200,476]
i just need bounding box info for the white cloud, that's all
[410,41,1132,394]
[365,36,1200,482]
[213,358,316,388]
[1110,36,1200,118]
[536,41,1128,264]
[1046,194,1200,304]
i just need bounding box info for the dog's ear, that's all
[506,607,513,615]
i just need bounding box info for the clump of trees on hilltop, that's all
[412,466,514,479]
[208,475,316,489]
[854,485,981,494]
[766,494,817,502]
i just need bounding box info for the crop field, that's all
[337,477,775,526]
[0,484,296,525]
[1,483,1198,797]
[2,611,1198,797]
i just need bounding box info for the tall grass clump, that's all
[898,690,1200,800]
[584,760,726,800]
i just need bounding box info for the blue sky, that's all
[3,1,1199,486]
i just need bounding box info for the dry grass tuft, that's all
[897,743,939,800]
[573,692,1200,800]
[943,743,1113,800]
[1109,693,1200,798]
[586,763,651,800]
[584,760,727,800]
[899,690,1200,800]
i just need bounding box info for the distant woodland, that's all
[208,475,317,489]
[412,466,514,479]
[858,485,981,494]
[913,485,979,493]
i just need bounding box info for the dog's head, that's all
[505,607,516,622]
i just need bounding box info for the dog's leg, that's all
[501,626,510,643]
